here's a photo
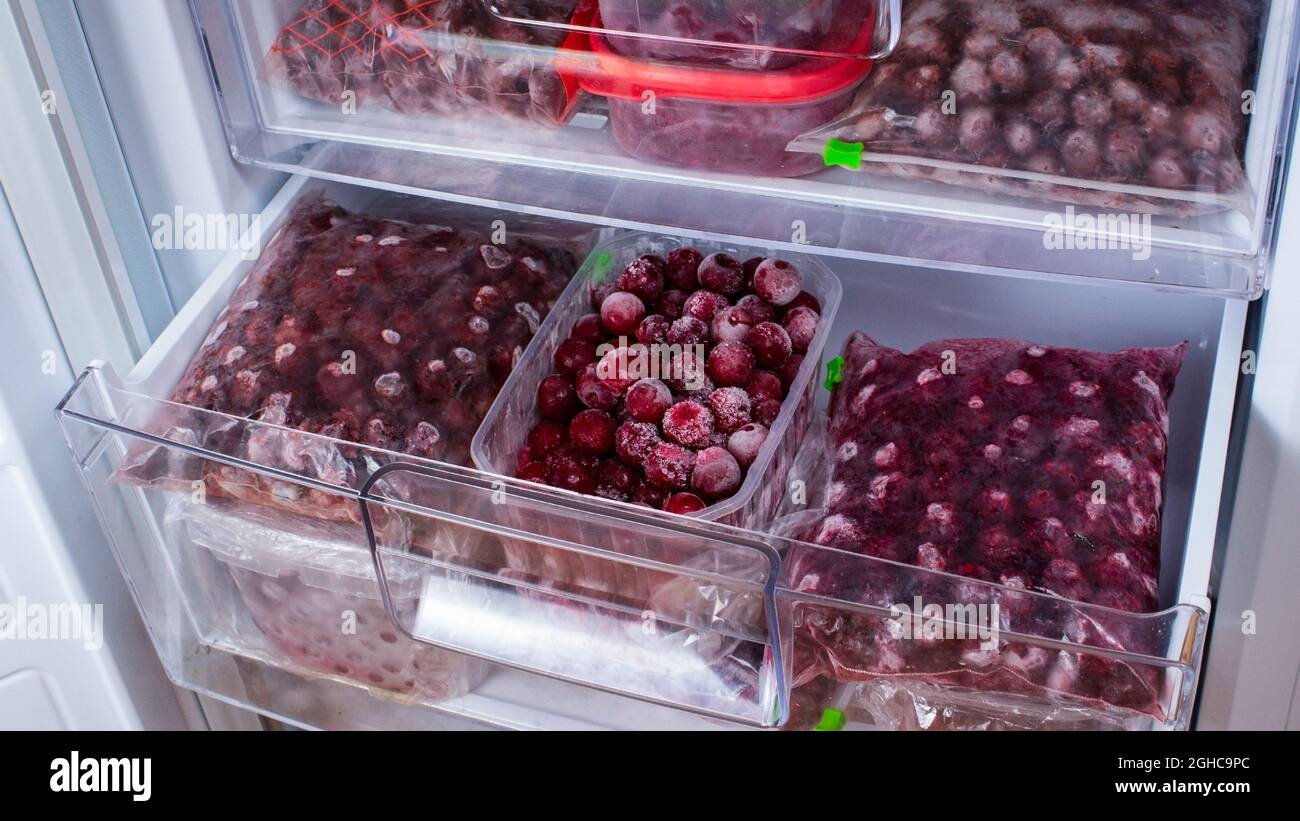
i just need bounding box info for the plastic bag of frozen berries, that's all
[782,331,1190,720]
[790,0,1265,215]
[262,0,584,125]
[116,190,580,546]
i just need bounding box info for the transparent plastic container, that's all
[471,231,843,529]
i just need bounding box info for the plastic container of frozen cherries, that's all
[564,0,893,176]
[471,231,842,532]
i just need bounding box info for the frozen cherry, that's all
[636,314,670,345]
[691,446,743,499]
[754,397,782,426]
[711,306,752,344]
[518,461,550,484]
[549,453,596,494]
[741,257,763,283]
[617,257,665,302]
[633,480,669,509]
[667,315,710,347]
[665,349,708,394]
[663,399,715,448]
[594,348,639,395]
[735,294,777,324]
[745,322,792,369]
[752,258,802,306]
[596,459,637,501]
[697,252,745,294]
[571,313,607,345]
[654,289,688,320]
[786,291,821,315]
[600,291,646,335]
[527,419,568,455]
[615,420,661,466]
[707,387,752,433]
[537,374,579,420]
[569,409,616,456]
[707,341,756,387]
[553,338,598,375]
[576,363,620,411]
[727,423,769,468]
[778,353,804,390]
[625,378,673,423]
[664,492,707,515]
[589,279,617,311]
[665,247,702,290]
[782,307,820,353]
[746,370,783,402]
[683,290,729,323]
[644,442,696,490]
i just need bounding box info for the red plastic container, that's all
[568,0,880,176]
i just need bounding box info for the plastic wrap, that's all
[793,0,1263,215]
[166,496,488,702]
[263,0,584,124]
[116,192,576,531]
[788,331,1187,716]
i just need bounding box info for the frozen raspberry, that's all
[711,306,752,344]
[753,397,781,427]
[654,289,688,320]
[683,290,729,323]
[636,315,670,345]
[778,354,805,391]
[667,315,710,346]
[571,313,606,345]
[549,453,597,494]
[664,492,707,514]
[553,338,598,376]
[632,480,669,509]
[596,459,637,502]
[518,461,549,484]
[644,442,696,490]
[782,307,820,353]
[745,322,793,369]
[735,294,777,324]
[663,400,715,448]
[625,378,673,423]
[594,348,639,395]
[617,257,665,302]
[752,258,802,306]
[527,420,568,455]
[746,370,783,402]
[537,374,579,420]
[707,341,756,387]
[615,420,661,466]
[665,247,703,290]
[727,423,769,468]
[786,291,821,315]
[600,291,646,335]
[569,409,616,456]
[697,253,745,294]
[576,363,620,411]
[691,446,743,498]
[707,387,752,433]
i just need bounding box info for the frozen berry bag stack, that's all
[787,332,1187,718]
[118,191,576,534]
[793,0,1264,215]
[263,0,583,125]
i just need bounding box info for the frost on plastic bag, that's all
[166,496,488,702]
[788,332,1187,716]
[793,0,1263,215]
[116,193,575,532]
[263,0,582,124]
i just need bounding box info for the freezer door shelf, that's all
[192,0,1300,298]
[52,175,1239,730]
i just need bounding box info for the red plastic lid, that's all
[561,3,877,104]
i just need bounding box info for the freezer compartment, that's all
[194,0,1300,296]
[56,176,1238,728]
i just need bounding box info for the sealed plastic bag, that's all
[792,0,1263,215]
[264,0,583,124]
[117,193,576,529]
[167,496,488,702]
[788,332,1187,716]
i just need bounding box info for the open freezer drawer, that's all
[56,174,1238,730]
